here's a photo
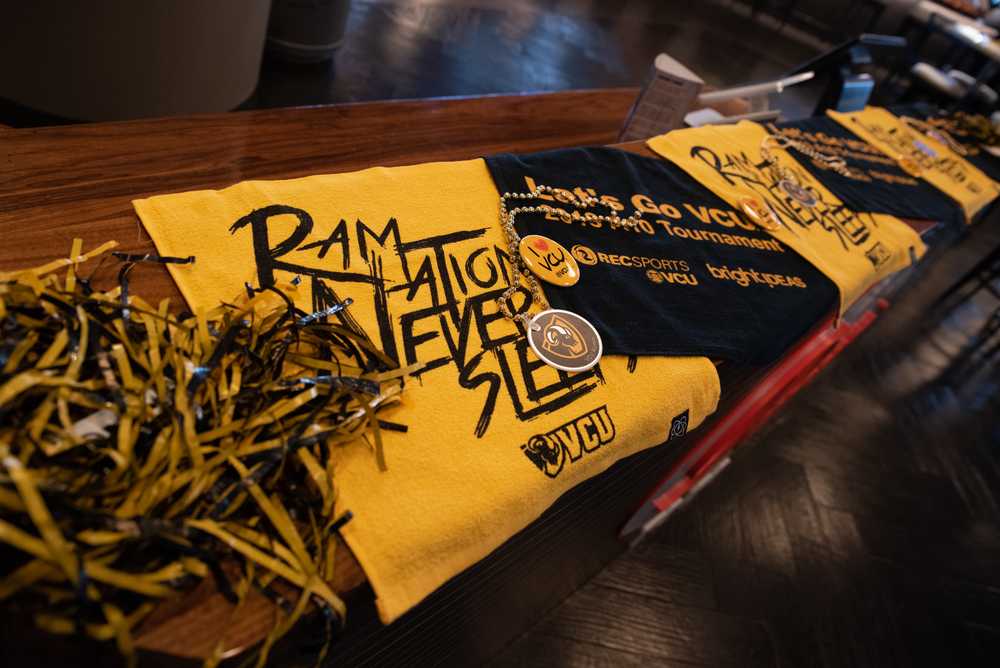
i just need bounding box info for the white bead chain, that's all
[496,184,644,329]
[900,116,969,157]
[761,134,861,181]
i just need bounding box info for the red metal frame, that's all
[623,299,887,535]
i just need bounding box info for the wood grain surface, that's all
[0,89,638,661]
[0,88,937,663]
[0,89,638,304]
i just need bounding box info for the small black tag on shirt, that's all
[865,241,890,268]
[668,409,689,441]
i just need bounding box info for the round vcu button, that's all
[519,235,581,286]
[738,196,781,231]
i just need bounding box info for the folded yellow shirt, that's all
[828,106,1000,222]
[133,158,720,623]
[647,121,926,316]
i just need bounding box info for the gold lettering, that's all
[658,203,682,219]
[600,195,625,212]
[552,188,576,204]
[631,193,661,215]
[523,176,554,201]
[682,203,712,224]
[709,208,735,227]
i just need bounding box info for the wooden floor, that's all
[493,221,1000,667]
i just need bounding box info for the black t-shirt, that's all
[485,147,839,364]
[767,116,964,229]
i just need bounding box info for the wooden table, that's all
[0,89,644,663]
[0,89,958,666]
[0,89,640,278]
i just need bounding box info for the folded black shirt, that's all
[767,116,964,230]
[485,147,839,364]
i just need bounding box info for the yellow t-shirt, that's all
[647,121,926,316]
[828,106,1000,222]
[133,158,720,623]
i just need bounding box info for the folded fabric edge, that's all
[351,355,721,624]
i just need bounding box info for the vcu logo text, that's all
[520,405,616,478]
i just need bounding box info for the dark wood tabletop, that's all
[0,88,643,661]
[1,87,952,665]
[2,87,952,665]
[0,88,639,293]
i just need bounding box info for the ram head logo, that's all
[540,314,588,360]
